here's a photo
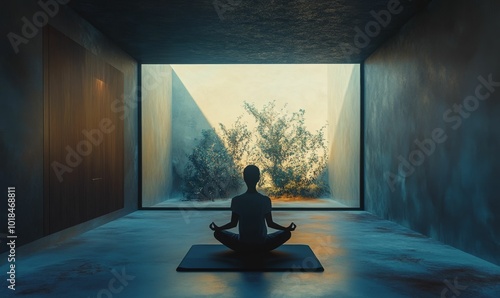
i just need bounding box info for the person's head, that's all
[243,165,260,187]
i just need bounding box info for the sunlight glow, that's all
[170,64,329,133]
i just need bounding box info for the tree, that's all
[243,101,329,197]
[181,101,330,200]
[218,116,253,174]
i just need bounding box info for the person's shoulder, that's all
[259,193,271,200]
[232,193,245,200]
[231,194,245,204]
[258,193,272,203]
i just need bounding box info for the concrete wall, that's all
[0,0,44,248]
[142,65,173,206]
[327,65,360,207]
[0,1,138,252]
[364,0,500,265]
[170,71,213,197]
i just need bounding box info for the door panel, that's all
[44,26,124,235]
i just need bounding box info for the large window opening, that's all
[141,64,360,209]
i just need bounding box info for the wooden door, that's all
[44,26,124,235]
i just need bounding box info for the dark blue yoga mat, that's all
[176,244,324,272]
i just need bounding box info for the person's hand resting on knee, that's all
[209,222,220,232]
[286,222,297,231]
[209,212,238,233]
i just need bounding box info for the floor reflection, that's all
[5,211,500,297]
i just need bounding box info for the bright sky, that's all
[170,64,330,133]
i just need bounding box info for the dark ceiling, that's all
[69,0,430,64]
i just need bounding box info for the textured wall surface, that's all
[327,65,360,207]
[170,71,213,196]
[0,0,44,249]
[142,65,173,206]
[365,0,500,265]
[0,1,138,251]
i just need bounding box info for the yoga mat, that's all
[177,244,324,272]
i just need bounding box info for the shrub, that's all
[181,129,242,201]
[243,101,329,197]
[218,116,253,174]
[181,101,329,200]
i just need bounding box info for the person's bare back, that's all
[209,165,296,252]
[231,192,271,244]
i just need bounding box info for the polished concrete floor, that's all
[152,197,349,208]
[2,211,499,297]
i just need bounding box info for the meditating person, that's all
[209,165,296,253]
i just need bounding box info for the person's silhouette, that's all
[209,165,296,253]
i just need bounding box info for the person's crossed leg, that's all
[214,229,292,253]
